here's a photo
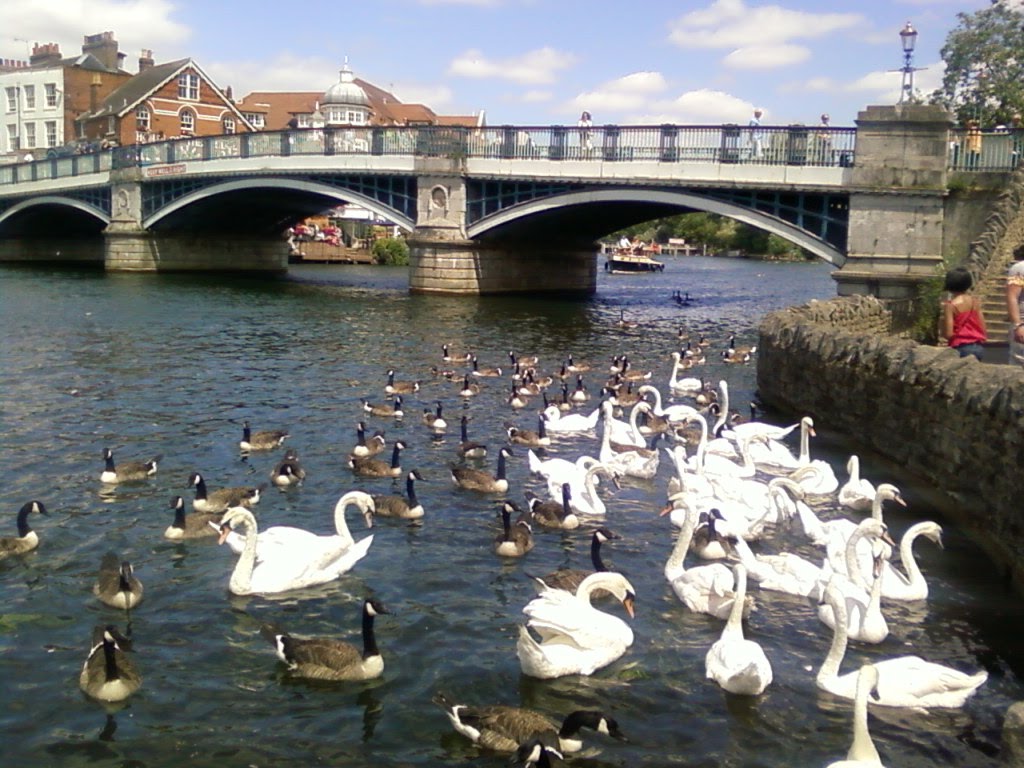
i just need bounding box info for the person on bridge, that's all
[942,266,987,361]
[748,109,764,160]
[578,111,593,155]
[1006,245,1024,366]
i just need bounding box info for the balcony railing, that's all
[948,129,1023,171]
[0,124,858,187]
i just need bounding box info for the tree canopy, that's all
[931,2,1024,125]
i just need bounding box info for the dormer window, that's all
[178,73,199,101]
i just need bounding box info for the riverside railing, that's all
[0,124,858,187]
[948,128,1023,171]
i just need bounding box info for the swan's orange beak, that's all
[217,523,231,546]
[622,594,636,619]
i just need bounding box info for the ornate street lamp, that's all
[898,22,919,104]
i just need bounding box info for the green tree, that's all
[372,237,410,266]
[931,2,1024,125]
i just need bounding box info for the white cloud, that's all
[722,44,810,70]
[844,60,944,102]
[447,47,576,85]
[0,0,189,63]
[568,71,669,114]
[635,88,758,125]
[668,0,863,49]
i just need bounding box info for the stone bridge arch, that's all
[0,195,110,234]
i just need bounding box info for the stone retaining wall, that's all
[758,295,1024,587]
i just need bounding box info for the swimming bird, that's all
[494,501,534,557]
[371,470,426,519]
[516,740,565,768]
[0,500,47,559]
[457,415,487,459]
[459,375,481,398]
[704,564,772,695]
[524,483,579,530]
[239,421,289,452]
[164,495,217,540]
[270,449,305,487]
[432,692,626,754]
[264,598,391,681]
[186,472,261,515]
[362,395,404,419]
[93,553,144,610]
[384,369,420,395]
[99,447,162,483]
[350,422,386,459]
[422,401,448,434]
[442,343,472,363]
[540,527,620,594]
[826,664,886,768]
[451,447,513,493]
[838,455,877,513]
[471,355,502,377]
[349,440,406,478]
[79,625,141,703]
[506,414,550,447]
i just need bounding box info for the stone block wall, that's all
[105,232,287,273]
[758,295,1024,586]
[0,237,104,265]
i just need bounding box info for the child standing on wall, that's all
[942,266,987,360]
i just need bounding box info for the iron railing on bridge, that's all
[948,128,1024,171]
[0,124,858,186]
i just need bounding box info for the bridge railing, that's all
[948,128,1023,171]
[1,124,857,187]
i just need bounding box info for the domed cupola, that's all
[322,60,370,126]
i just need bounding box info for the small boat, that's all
[604,248,665,274]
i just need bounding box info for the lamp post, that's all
[898,21,918,104]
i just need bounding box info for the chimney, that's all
[225,85,233,101]
[82,31,120,70]
[90,73,101,113]
[30,42,62,67]
[138,49,154,72]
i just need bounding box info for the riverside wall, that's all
[757,295,1024,587]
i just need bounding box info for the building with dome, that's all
[320,62,370,127]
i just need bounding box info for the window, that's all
[5,87,16,113]
[177,73,199,100]
[136,106,150,130]
[223,117,235,134]
[297,114,310,128]
[24,122,35,148]
[44,83,57,108]
[244,113,264,129]
[24,85,35,110]
[107,116,116,135]
[180,109,195,133]
[45,121,56,147]
[7,123,18,151]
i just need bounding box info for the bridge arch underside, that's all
[466,187,848,266]
[0,197,109,265]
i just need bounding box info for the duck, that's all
[471,355,502,378]
[93,553,144,610]
[826,664,887,768]
[99,447,162,483]
[451,447,513,493]
[494,501,534,557]
[79,625,141,703]
[186,472,261,515]
[524,483,579,530]
[264,598,390,681]
[459,375,481,398]
[384,369,420,395]
[705,564,773,696]
[432,692,626,754]
[422,401,448,434]
[217,502,374,594]
[350,421,386,459]
[239,421,289,452]
[540,527,620,593]
[371,470,426,519]
[457,415,487,459]
[507,414,550,447]
[838,455,877,513]
[517,571,636,678]
[164,495,217,540]
[0,500,47,559]
[362,395,403,419]
[349,440,406,478]
[816,581,987,708]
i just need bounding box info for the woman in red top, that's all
[942,266,987,360]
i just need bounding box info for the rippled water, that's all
[1,257,1020,767]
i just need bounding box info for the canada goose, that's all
[432,692,627,754]
[616,309,638,329]
[495,501,534,557]
[99,447,162,484]
[517,371,542,396]
[422,401,448,434]
[431,365,457,380]
[507,414,550,447]
[239,421,289,452]
[565,354,590,373]
[509,350,539,369]
[442,343,472,363]
[0,500,47,559]
[384,369,420,395]
[570,375,589,403]
[458,415,488,459]
[507,382,529,409]
[270,449,306,487]
[79,625,141,702]
[362,396,403,419]
[349,440,406,478]
[540,527,620,593]
[164,495,217,540]
[471,355,502,378]
[186,472,261,515]
[619,358,652,382]
[524,483,579,530]
[459,374,481,398]
[93,552,144,610]
[372,470,426,519]
[516,740,564,768]
[263,598,391,681]
[451,446,513,493]
[726,335,757,358]
[350,422,386,459]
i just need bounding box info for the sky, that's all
[0,0,1007,127]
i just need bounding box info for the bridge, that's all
[0,103,1017,297]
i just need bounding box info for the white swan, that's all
[826,664,887,768]
[602,399,648,447]
[560,461,620,516]
[541,404,601,434]
[821,485,905,580]
[516,571,636,678]
[528,449,599,488]
[725,527,827,600]
[668,352,702,395]
[218,500,374,595]
[744,416,814,471]
[665,505,753,620]
[838,455,876,513]
[816,582,988,708]
[869,521,943,601]
[637,384,699,422]
[817,537,890,644]
[787,460,839,496]
[599,401,659,480]
[705,564,773,695]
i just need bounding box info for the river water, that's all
[1,256,1020,768]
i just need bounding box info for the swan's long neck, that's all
[844,524,871,587]
[847,455,861,484]
[869,491,887,522]
[736,435,758,473]
[818,590,849,685]
[896,523,928,590]
[332,493,358,545]
[643,384,663,414]
[799,420,811,464]
[230,512,258,594]
[581,465,607,513]
[848,669,881,762]
[665,508,698,577]
[723,567,748,638]
[628,403,644,441]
